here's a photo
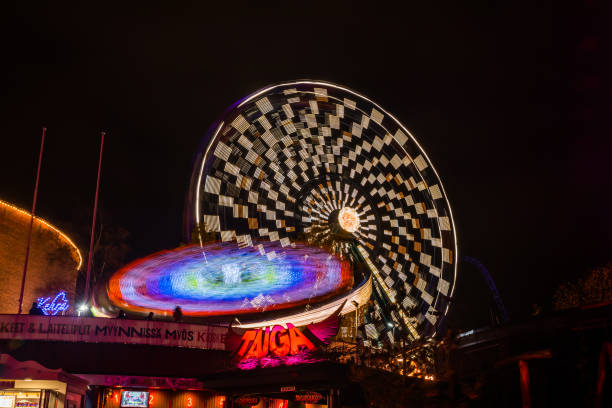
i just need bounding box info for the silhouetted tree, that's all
[553,262,612,310]
[70,208,132,302]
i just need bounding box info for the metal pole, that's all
[18,127,46,314]
[84,131,105,303]
[519,360,531,408]
[354,309,357,342]
[354,307,358,363]
[352,300,359,363]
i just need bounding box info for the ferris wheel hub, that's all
[338,207,360,233]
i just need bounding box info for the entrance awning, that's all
[0,354,88,396]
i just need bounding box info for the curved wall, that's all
[0,199,82,314]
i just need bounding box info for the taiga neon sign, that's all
[227,302,344,368]
[236,324,316,359]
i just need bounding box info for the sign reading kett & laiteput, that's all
[0,315,227,350]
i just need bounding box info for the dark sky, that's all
[3,2,610,329]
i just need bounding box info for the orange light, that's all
[0,199,83,269]
[149,394,154,406]
[338,207,360,233]
[186,396,193,408]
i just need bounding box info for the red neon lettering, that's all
[244,327,271,359]
[237,324,318,360]
[149,394,154,406]
[243,329,263,359]
[287,323,316,355]
[237,330,257,357]
[269,325,290,357]
[262,326,270,357]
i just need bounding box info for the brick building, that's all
[0,200,81,314]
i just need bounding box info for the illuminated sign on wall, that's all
[37,291,70,316]
[120,391,149,408]
[236,324,316,360]
[295,392,324,404]
[226,302,346,370]
[229,307,342,369]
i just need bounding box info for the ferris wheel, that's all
[185,80,458,342]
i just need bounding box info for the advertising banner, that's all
[0,315,227,350]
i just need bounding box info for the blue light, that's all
[108,242,352,316]
[37,291,70,316]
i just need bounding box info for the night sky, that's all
[4,2,610,329]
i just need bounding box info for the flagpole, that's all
[18,127,47,314]
[84,131,105,304]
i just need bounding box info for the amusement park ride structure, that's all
[98,80,459,347]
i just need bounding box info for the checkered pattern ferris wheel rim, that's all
[187,80,459,339]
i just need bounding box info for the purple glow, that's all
[237,351,324,370]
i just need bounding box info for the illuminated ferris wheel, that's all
[185,81,458,342]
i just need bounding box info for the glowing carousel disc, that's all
[107,241,352,316]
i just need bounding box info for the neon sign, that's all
[236,324,316,360]
[229,304,342,369]
[37,291,70,316]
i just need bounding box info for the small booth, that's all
[75,375,226,408]
[0,355,88,408]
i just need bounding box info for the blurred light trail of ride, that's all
[107,241,355,318]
